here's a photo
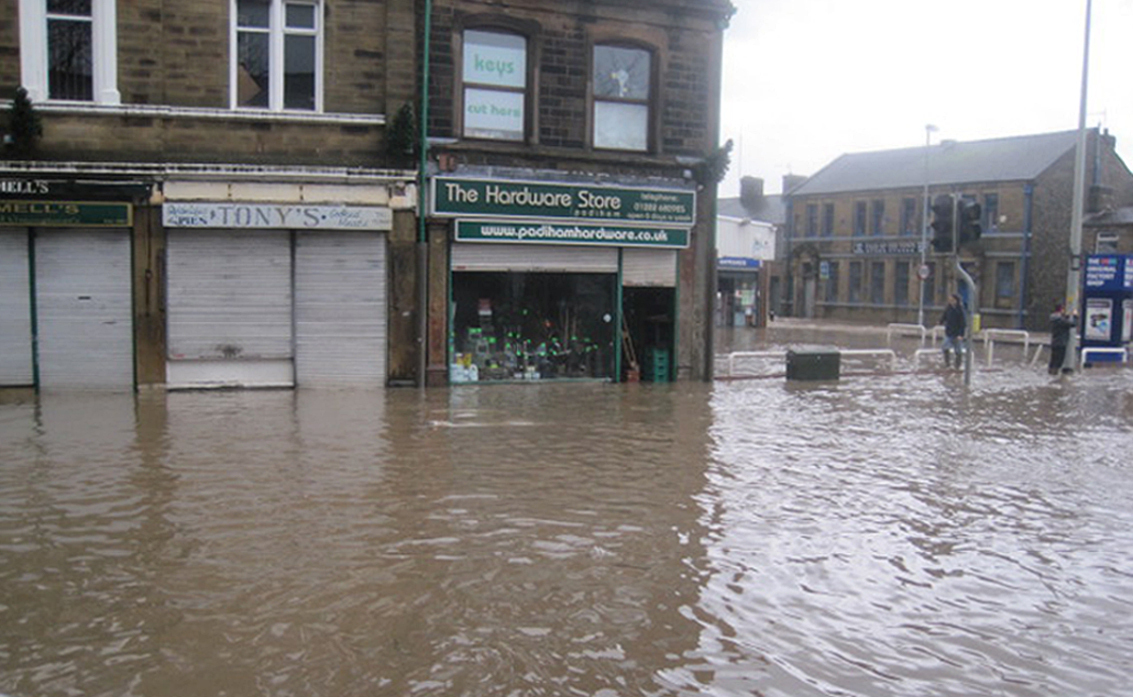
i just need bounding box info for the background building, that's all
[782,129,1133,330]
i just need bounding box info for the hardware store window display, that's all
[450,272,616,382]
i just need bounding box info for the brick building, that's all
[782,129,1133,331]
[1,0,732,391]
[420,0,733,385]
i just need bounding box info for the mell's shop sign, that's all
[432,177,696,226]
[0,200,132,227]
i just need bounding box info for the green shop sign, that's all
[0,200,132,227]
[433,177,696,226]
[456,220,689,249]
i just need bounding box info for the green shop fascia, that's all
[431,175,695,385]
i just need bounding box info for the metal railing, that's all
[839,349,898,371]
[886,323,927,346]
[982,329,1030,366]
[721,350,787,378]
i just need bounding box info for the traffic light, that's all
[930,194,954,252]
[958,198,982,246]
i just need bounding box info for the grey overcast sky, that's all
[719,0,1133,197]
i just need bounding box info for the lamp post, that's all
[917,124,939,327]
[1063,0,1091,372]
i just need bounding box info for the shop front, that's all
[432,176,693,384]
[162,194,393,389]
[1,181,137,391]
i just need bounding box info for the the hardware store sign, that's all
[433,177,696,226]
[456,220,689,249]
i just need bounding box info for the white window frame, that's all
[230,0,324,112]
[19,0,119,105]
[460,29,528,142]
[592,43,652,152]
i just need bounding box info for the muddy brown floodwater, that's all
[3,330,1133,696]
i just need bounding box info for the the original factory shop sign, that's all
[163,202,393,231]
[432,177,696,226]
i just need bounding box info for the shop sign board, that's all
[719,256,761,269]
[456,220,688,249]
[852,240,924,255]
[1084,254,1133,290]
[163,202,392,231]
[433,177,696,226]
[0,200,132,227]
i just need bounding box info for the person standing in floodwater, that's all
[1048,303,1078,375]
[940,293,966,370]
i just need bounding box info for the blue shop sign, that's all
[1084,255,1133,291]
[718,256,761,269]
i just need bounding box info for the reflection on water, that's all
[2,361,1133,696]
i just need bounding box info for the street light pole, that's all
[918,124,938,327]
[1063,0,1091,372]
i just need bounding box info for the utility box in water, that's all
[786,349,840,381]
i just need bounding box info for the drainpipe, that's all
[1019,183,1034,328]
[416,0,432,388]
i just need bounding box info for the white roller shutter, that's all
[0,230,33,385]
[35,229,134,391]
[622,248,678,287]
[451,243,617,273]
[295,232,387,387]
[167,230,293,388]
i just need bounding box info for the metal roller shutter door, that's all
[167,230,293,388]
[35,229,134,390]
[621,248,678,287]
[295,232,387,387]
[451,243,618,273]
[0,230,33,385]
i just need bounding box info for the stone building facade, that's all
[419,0,733,385]
[1,0,731,392]
[783,129,1133,331]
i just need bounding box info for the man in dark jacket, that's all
[940,293,966,369]
[1049,303,1077,375]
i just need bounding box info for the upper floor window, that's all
[983,193,999,232]
[19,0,119,104]
[822,203,834,237]
[871,200,885,236]
[853,201,867,237]
[805,204,818,237]
[593,44,651,151]
[462,29,527,141]
[234,0,322,111]
[901,198,917,235]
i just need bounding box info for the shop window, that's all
[451,272,615,382]
[849,261,862,303]
[822,203,834,237]
[19,0,119,104]
[234,0,322,111]
[593,44,651,151]
[895,261,909,306]
[870,261,885,304]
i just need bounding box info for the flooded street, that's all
[3,327,1133,696]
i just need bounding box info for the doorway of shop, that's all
[622,286,675,383]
